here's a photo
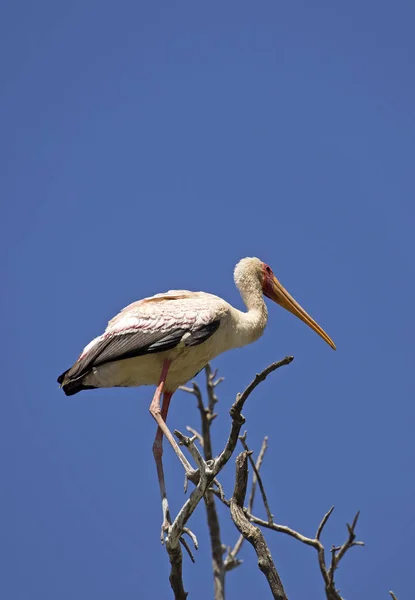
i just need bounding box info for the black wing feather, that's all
[184,320,221,346]
[57,320,221,391]
[57,336,113,384]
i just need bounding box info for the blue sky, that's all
[1,1,414,598]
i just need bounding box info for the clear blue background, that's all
[1,1,414,598]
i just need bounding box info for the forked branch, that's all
[166,357,294,598]
[224,434,269,572]
[214,483,364,600]
[163,356,378,600]
[230,451,288,600]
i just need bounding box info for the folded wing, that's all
[58,291,227,389]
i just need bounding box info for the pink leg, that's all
[149,360,193,474]
[152,391,173,534]
[149,360,194,536]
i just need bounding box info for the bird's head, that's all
[234,257,336,350]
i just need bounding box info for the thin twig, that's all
[213,478,226,503]
[389,592,399,600]
[215,357,294,473]
[179,536,196,564]
[185,426,204,447]
[244,512,322,549]
[175,432,206,475]
[230,451,288,600]
[240,433,273,524]
[316,506,335,540]
[182,527,199,550]
[334,512,362,566]
[181,381,211,456]
[206,364,220,422]
[247,436,269,514]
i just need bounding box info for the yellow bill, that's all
[268,276,336,350]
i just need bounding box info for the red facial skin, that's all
[261,263,275,300]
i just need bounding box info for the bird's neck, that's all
[231,281,268,348]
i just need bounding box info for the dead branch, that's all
[224,434,269,571]
[213,484,364,600]
[168,543,187,600]
[204,486,225,600]
[230,451,288,600]
[214,357,294,473]
[165,433,213,599]
[181,369,226,600]
[246,435,269,515]
[389,593,399,600]
[326,511,364,598]
[163,356,373,600]
[165,357,294,598]
[203,365,226,600]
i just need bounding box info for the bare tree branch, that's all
[246,435,269,514]
[253,512,362,600]
[215,357,294,473]
[224,434,269,571]
[230,451,288,600]
[316,506,335,540]
[182,527,199,551]
[185,426,204,447]
[203,364,225,600]
[165,357,294,598]
[164,356,372,600]
[181,379,215,459]
[204,484,225,600]
[327,511,363,587]
[181,370,226,600]
[213,485,364,600]
[168,543,187,600]
[165,433,213,599]
[389,592,399,600]
[179,536,196,564]
[201,366,225,600]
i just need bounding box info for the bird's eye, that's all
[265,265,271,274]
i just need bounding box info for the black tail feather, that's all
[57,370,96,396]
[57,371,67,385]
[63,382,97,396]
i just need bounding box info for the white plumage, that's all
[81,291,234,391]
[59,258,285,396]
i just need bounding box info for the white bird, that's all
[58,257,335,530]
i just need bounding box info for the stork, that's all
[58,257,335,531]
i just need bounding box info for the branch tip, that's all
[316,506,335,540]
